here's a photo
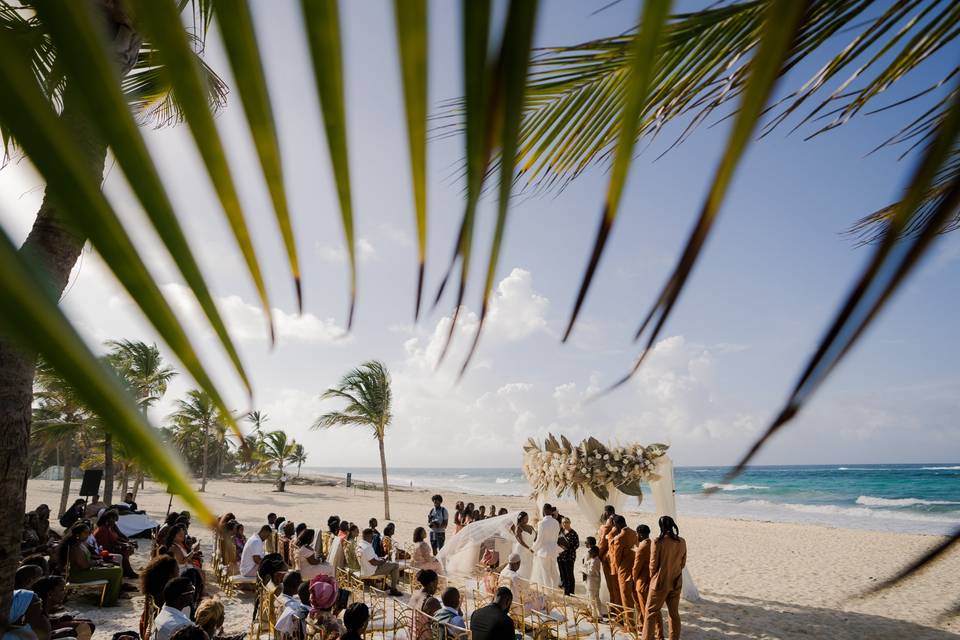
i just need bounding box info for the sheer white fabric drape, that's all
[648,456,699,602]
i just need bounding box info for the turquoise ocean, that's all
[303,464,960,536]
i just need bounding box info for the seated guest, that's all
[470,587,515,640]
[94,509,138,578]
[32,575,96,640]
[123,492,141,513]
[165,524,201,570]
[497,554,521,595]
[156,513,180,553]
[220,521,239,576]
[308,574,346,638]
[233,523,247,560]
[295,523,307,540]
[15,564,43,590]
[277,571,302,607]
[327,525,346,572]
[58,521,123,606]
[295,529,333,580]
[408,570,440,640]
[22,512,46,556]
[358,528,403,596]
[278,521,297,567]
[140,555,180,638]
[410,527,443,573]
[169,626,207,640]
[257,554,289,591]
[59,500,86,530]
[240,525,272,577]
[341,603,370,640]
[381,523,397,559]
[369,518,384,557]
[337,521,350,540]
[8,587,51,640]
[436,587,467,631]
[344,525,361,573]
[180,567,205,619]
[275,580,310,640]
[20,554,50,577]
[322,516,340,558]
[154,577,197,640]
[83,495,107,520]
[34,504,61,544]
[194,597,245,640]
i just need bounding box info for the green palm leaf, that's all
[30,0,252,399]
[131,0,276,342]
[213,0,303,311]
[300,0,357,328]
[0,223,213,525]
[0,29,243,448]
[393,0,428,320]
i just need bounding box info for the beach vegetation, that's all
[313,360,394,519]
[0,0,957,620]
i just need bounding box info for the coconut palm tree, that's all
[291,443,308,478]
[31,359,96,517]
[104,339,176,500]
[313,361,393,519]
[169,390,223,493]
[250,430,297,491]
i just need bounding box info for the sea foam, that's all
[855,495,960,507]
[702,482,767,491]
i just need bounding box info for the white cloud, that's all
[316,237,378,264]
[160,283,350,346]
[485,268,549,340]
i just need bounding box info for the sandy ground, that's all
[26,477,960,639]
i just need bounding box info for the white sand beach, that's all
[26,477,960,639]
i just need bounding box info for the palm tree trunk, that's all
[132,469,144,500]
[200,423,209,492]
[378,435,390,520]
[58,447,74,518]
[297,460,302,478]
[103,433,114,504]
[119,463,130,498]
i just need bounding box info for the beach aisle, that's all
[27,478,959,639]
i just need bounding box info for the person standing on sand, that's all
[641,516,686,640]
[633,524,652,626]
[610,515,638,610]
[597,507,621,607]
[530,503,560,588]
[557,517,579,596]
[428,495,449,553]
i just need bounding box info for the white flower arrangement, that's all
[522,434,668,501]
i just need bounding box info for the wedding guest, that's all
[453,502,465,533]
[489,505,497,518]
[583,546,602,616]
[498,508,508,516]
[94,509,138,578]
[597,510,621,606]
[641,516,686,640]
[166,525,201,570]
[470,587,515,640]
[369,518,384,557]
[478,506,486,520]
[278,521,297,566]
[357,528,403,595]
[345,524,361,572]
[408,570,440,640]
[139,555,179,638]
[497,554,521,596]
[382,523,397,558]
[323,516,340,557]
[58,521,123,606]
[240,525,271,577]
[180,567,205,620]
[611,515,638,610]
[308,574,346,639]
[8,588,51,640]
[428,495,449,553]
[436,587,466,630]
[633,524,652,623]
[84,495,107,519]
[296,529,333,580]
[220,521,239,576]
[15,565,43,590]
[342,603,370,640]
[233,523,247,560]
[33,575,96,639]
[34,504,61,544]
[328,525,346,572]
[59,499,86,530]
[154,577,196,640]
[557,517,579,596]
[411,527,443,573]
[275,580,310,640]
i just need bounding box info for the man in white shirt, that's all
[153,577,196,640]
[240,524,272,577]
[358,528,402,595]
[498,553,522,594]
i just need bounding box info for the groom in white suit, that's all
[530,503,561,588]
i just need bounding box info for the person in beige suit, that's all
[610,516,638,611]
[641,516,686,640]
[597,508,621,607]
[632,524,652,628]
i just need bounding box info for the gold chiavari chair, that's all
[606,603,640,640]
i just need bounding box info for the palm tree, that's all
[169,390,223,493]
[313,361,393,519]
[248,430,297,490]
[105,340,176,501]
[31,359,95,517]
[291,443,307,478]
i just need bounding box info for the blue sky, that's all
[1,1,959,468]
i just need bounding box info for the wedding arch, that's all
[522,434,699,602]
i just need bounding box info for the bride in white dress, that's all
[510,511,535,580]
[530,505,561,588]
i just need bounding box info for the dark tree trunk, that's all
[58,445,74,518]
[200,423,209,492]
[119,463,130,498]
[0,82,105,623]
[132,469,144,500]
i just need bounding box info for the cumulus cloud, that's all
[159,283,350,346]
[316,237,378,264]
[485,268,549,340]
